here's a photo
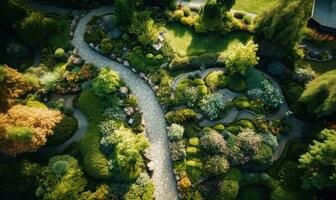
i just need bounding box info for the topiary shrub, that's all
[165,109,197,124]
[51,160,69,177]
[167,123,185,140]
[200,131,227,155]
[5,126,33,142]
[100,38,113,55]
[54,48,65,59]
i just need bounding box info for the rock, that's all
[73,48,79,55]
[122,47,128,52]
[158,35,164,42]
[132,68,137,73]
[69,55,83,65]
[147,161,154,171]
[95,46,99,51]
[152,42,163,51]
[153,85,159,91]
[89,43,94,48]
[123,60,130,67]
[69,32,73,37]
[119,86,128,94]
[139,72,146,79]
[128,118,134,124]
[110,53,116,59]
[107,28,122,39]
[124,107,134,116]
[116,57,122,63]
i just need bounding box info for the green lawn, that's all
[233,0,284,15]
[165,23,251,57]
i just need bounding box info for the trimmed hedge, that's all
[76,89,113,180]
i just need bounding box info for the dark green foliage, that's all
[144,0,175,7]
[255,0,312,50]
[100,38,113,55]
[0,160,42,199]
[217,180,239,200]
[278,161,303,189]
[270,181,301,200]
[18,11,64,47]
[123,173,154,200]
[227,75,247,92]
[251,144,273,167]
[47,115,78,146]
[84,25,105,44]
[114,0,139,24]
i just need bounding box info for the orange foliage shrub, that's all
[178,176,192,194]
[0,65,35,112]
[0,105,62,156]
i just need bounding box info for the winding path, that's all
[72,7,178,200]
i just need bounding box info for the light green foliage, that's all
[40,67,64,91]
[124,173,154,200]
[167,123,185,140]
[93,67,121,97]
[129,11,158,46]
[107,128,150,180]
[54,48,65,59]
[203,155,230,176]
[189,137,200,147]
[299,129,336,190]
[255,0,312,49]
[165,108,197,124]
[299,70,336,117]
[5,126,33,142]
[224,41,259,75]
[37,155,87,200]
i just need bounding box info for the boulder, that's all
[69,55,83,65]
[119,86,129,94]
[123,60,130,67]
[116,57,122,63]
[124,107,134,116]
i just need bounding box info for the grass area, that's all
[237,184,270,200]
[297,59,336,74]
[165,23,251,57]
[233,0,284,15]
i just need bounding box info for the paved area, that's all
[72,7,178,200]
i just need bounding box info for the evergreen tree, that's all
[299,129,336,190]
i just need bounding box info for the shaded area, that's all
[233,0,284,15]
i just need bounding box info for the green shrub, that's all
[225,126,241,134]
[186,147,200,156]
[93,67,121,97]
[76,90,112,180]
[234,11,246,19]
[100,38,113,55]
[203,155,229,176]
[122,33,129,41]
[238,120,255,129]
[156,54,164,60]
[145,53,154,59]
[217,180,239,200]
[54,48,65,59]
[213,124,225,132]
[165,109,197,124]
[5,126,33,142]
[51,160,69,177]
[225,167,242,182]
[47,115,78,146]
[227,75,247,92]
[188,137,200,147]
[186,159,202,169]
[84,26,105,43]
[243,15,253,25]
[173,10,184,20]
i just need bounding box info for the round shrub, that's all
[122,33,129,41]
[167,123,185,140]
[145,53,154,59]
[193,78,204,86]
[200,131,227,154]
[200,93,226,120]
[186,147,200,156]
[51,160,69,177]
[169,140,186,161]
[204,155,229,176]
[188,137,200,147]
[54,48,65,59]
[225,167,242,182]
[100,38,113,55]
[173,10,184,20]
[213,124,225,132]
[243,15,253,25]
[155,54,164,60]
[217,180,239,200]
[93,67,121,97]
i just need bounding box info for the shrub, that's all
[146,53,154,59]
[186,159,202,169]
[270,182,300,200]
[251,144,273,167]
[173,10,184,20]
[5,126,33,142]
[279,161,303,189]
[292,65,316,84]
[260,132,278,150]
[186,147,200,156]
[165,109,197,124]
[243,15,253,25]
[167,123,185,140]
[93,67,121,97]
[51,160,69,177]
[124,173,154,200]
[178,177,192,194]
[247,80,283,109]
[267,61,286,77]
[227,75,247,92]
[213,124,225,132]
[47,115,78,146]
[225,167,242,182]
[233,11,246,19]
[40,68,64,91]
[203,155,229,176]
[54,48,65,59]
[188,137,200,147]
[217,180,239,200]
[200,131,227,154]
[100,38,113,55]
[169,140,186,161]
[200,93,226,120]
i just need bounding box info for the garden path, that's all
[38,94,89,154]
[72,7,178,200]
[30,4,178,199]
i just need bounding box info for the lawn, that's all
[165,23,251,57]
[233,0,284,15]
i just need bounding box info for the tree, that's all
[0,105,62,156]
[299,129,336,190]
[93,67,121,97]
[18,11,62,47]
[217,0,236,11]
[114,0,140,24]
[299,70,336,117]
[224,41,259,75]
[129,11,158,46]
[37,155,87,200]
[255,0,312,50]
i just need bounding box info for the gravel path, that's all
[72,7,178,200]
